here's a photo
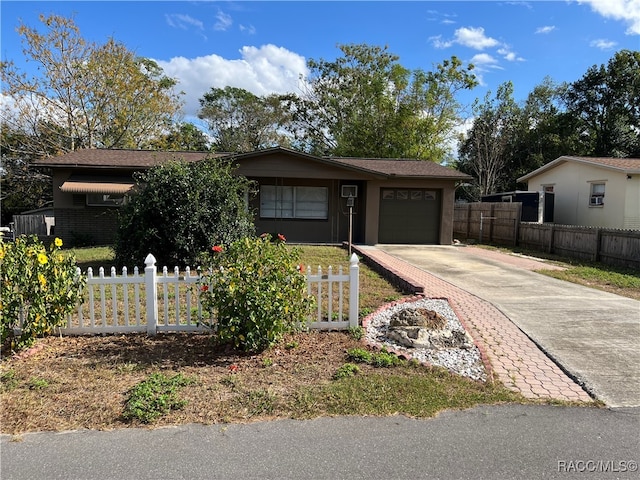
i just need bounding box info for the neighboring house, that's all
[33,147,472,246]
[517,156,640,230]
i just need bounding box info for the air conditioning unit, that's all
[590,196,604,206]
[341,185,358,198]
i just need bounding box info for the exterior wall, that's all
[364,178,457,245]
[249,178,366,244]
[525,163,628,228]
[624,175,640,229]
[56,207,119,246]
[52,168,125,246]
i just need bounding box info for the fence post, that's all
[348,253,360,328]
[145,254,158,336]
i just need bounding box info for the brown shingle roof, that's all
[33,147,472,180]
[330,157,472,179]
[518,156,640,182]
[562,156,640,171]
[32,149,219,168]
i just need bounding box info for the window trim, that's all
[588,182,606,207]
[259,185,329,220]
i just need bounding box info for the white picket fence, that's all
[58,253,360,335]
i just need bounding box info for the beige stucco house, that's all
[517,156,640,229]
[34,147,472,246]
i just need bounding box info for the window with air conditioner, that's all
[589,183,605,206]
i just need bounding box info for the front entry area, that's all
[378,188,441,244]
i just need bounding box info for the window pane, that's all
[591,183,605,195]
[260,186,293,218]
[295,187,327,219]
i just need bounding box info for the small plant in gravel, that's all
[123,373,193,423]
[333,363,360,380]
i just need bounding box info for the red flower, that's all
[229,364,239,372]
[297,264,305,274]
[277,234,286,242]
[212,245,223,253]
[260,232,269,238]
[201,285,209,292]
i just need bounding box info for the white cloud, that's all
[470,53,501,67]
[165,14,204,31]
[590,38,618,49]
[239,24,256,35]
[214,10,233,31]
[535,25,556,34]
[155,45,309,117]
[497,47,524,62]
[453,27,500,50]
[578,0,640,35]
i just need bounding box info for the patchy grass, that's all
[0,332,534,434]
[477,245,640,300]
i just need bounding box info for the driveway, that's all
[377,245,640,408]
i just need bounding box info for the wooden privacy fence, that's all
[454,203,640,269]
[518,224,640,269]
[58,253,360,336]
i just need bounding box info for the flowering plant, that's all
[198,234,314,352]
[0,235,86,350]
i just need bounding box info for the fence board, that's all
[58,254,360,336]
[455,203,640,268]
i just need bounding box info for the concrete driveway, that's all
[377,245,640,408]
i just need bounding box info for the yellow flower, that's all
[38,274,47,287]
[37,253,48,265]
[54,238,63,247]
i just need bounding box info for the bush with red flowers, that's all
[198,234,314,352]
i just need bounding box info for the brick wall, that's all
[55,207,119,246]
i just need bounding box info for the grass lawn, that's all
[1,244,600,435]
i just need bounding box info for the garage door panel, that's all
[378,188,440,244]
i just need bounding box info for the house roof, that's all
[330,157,472,179]
[33,146,472,180]
[32,149,220,169]
[518,156,640,182]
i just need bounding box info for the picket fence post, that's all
[145,254,158,336]
[348,253,360,328]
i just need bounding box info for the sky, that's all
[2,0,639,127]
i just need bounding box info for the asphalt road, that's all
[1,405,639,480]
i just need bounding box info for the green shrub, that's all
[114,156,256,268]
[123,373,193,423]
[333,363,360,380]
[199,234,314,352]
[346,347,372,363]
[347,325,365,340]
[371,350,402,367]
[0,235,85,350]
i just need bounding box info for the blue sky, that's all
[2,1,639,124]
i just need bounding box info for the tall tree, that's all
[290,44,477,161]
[563,49,640,157]
[198,86,293,152]
[0,14,182,157]
[147,122,210,151]
[456,82,520,198]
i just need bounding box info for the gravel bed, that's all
[364,298,487,381]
